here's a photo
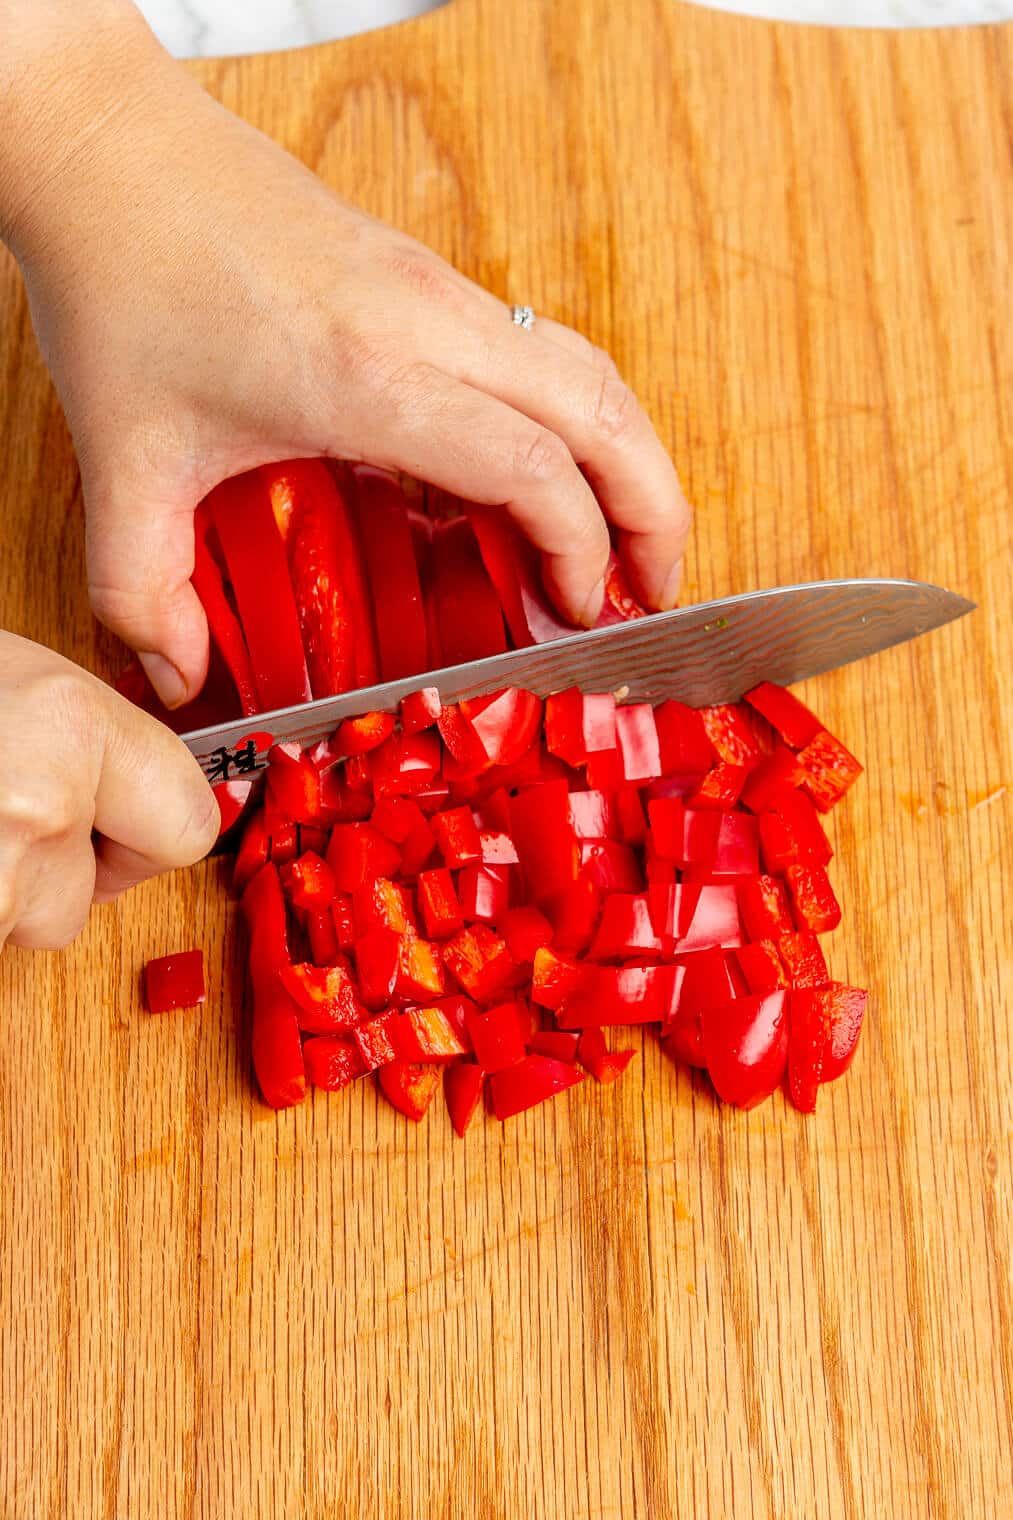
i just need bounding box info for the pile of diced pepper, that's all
[224,678,866,1126]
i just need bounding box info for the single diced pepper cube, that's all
[377,1061,442,1120]
[738,875,794,941]
[279,962,365,1034]
[303,1035,367,1092]
[464,999,528,1072]
[743,681,823,750]
[442,925,517,1004]
[489,1055,585,1120]
[778,930,829,988]
[785,865,841,933]
[144,950,206,1013]
[432,806,483,868]
[500,905,554,965]
[796,730,863,812]
[615,703,662,781]
[418,868,465,939]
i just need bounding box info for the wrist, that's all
[0,3,173,261]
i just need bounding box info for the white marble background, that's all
[138,0,1013,59]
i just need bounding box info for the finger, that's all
[0,847,19,955]
[434,314,692,610]
[93,837,170,903]
[7,832,97,950]
[354,366,610,624]
[84,470,210,708]
[93,684,219,872]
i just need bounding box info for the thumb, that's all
[84,468,210,708]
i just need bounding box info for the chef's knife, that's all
[182,577,973,779]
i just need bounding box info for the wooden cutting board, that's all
[1,2,1010,1514]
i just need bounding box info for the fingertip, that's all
[659,558,684,613]
[579,577,606,628]
[139,651,188,709]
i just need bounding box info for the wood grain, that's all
[2,2,1011,1515]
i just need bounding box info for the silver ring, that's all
[510,304,536,331]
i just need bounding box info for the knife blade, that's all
[182,577,973,779]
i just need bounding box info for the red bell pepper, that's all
[577,1027,636,1085]
[444,1062,485,1135]
[267,743,322,823]
[458,864,511,924]
[778,931,829,989]
[734,940,789,995]
[242,864,306,1108]
[794,984,868,1081]
[432,807,483,868]
[333,711,396,756]
[500,905,554,964]
[354,927,400,1009]
[478,830,519,866]
[787,992,824,1113]
[458,688,543,768]
[370,731,441,797]
[233,810,269,894]
[390,1005,468,1062]
[759,794,833,872]
[647,797,685,861]
[588,893,663,961]
[743,681,823,750]
[350,465,428,681]
[192,503,260,715]
[395,935,446,1001]
[615,703,662,782]
[740,748,805,814]
[353,877,415,937]
[687,762,749,811]
[279,961,365,1034]
[556,963,679,1027]
[442,924,516,1004]
[463,999,528,1072]
[144,950,206,1012]
[401,687,442,734]
[378,1062,442,1121]
[280,851,335,913]
[543,877,602,956]
[699,705,762,768]
[786,865,841,933]
[649,883,742,953]
[568,790,618,841]
[267,823,298,866]
[307,909,340,967]
[303,1035,367,1092]
[437,704,491,775]
[509,781,580,901]
[326,824,402,894]
[582,746,625,793]
[332,894,356,951]
[738,875,794,941]
[545,689,617,764]
[578,841,642,894]
[489,1055,585,1120]
[428,516,508,666]
[653,699,714,784]
[702,991,789,1109]
[418,868,465,939]
[353,1011,398,1070]
[399,815,438,876]
[212,778,255,838]
[529,1030,580,1062]
[616,789,647,845]
[371,796,426,844]
[531,947,585,1009]
[796,730,864,812]
[208,472,312,710]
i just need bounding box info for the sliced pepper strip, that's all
[192,503,260,714]
[351,465,428,681]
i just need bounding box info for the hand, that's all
[3,9,691,710]
[0,632,218,951]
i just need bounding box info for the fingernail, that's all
[658,560,683,612]
[139,651,188,709]
[579,578,605,628]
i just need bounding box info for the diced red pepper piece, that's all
[556,963,679,1027]
[458,688,543,768]
[615,703,662,782]
[796,983,868,1082]
[351,465,428,681]
[648,883,742,953]
[444,1062,485,1135]
[299,824,331,855]
[458,864,511,924]
[418,868,465,939]
[738,875,794,941]
[280,851,335,912]
[354,927,400,1010]
[390,1005,468,1062]
[303,1035,367,1091]
[778,931,829,989]
[529,1030,580,1062]
[242,864,306,1108]
[687,763,749,811]
[234,810,269,895]
[543,877,601,956]
[579,841,643,894]
[699,704,763,769]
[377,1061,441,1120]
[653,699,714,785]
[509,781,580,901]
[353,1010,398,1070]
[463,999,528,1072]
[669,946,745,1023]
[333,711,396,756]
[344,753,373,794]
[267,822,298,866]
[398,815,438,876]
[616,789,647,845]
[702,990,789,1109]
[279,962,365,1034]
[787,991,824,1113]
[370,731,442,797]
[326,824,401,894]
[192,503,260,714]
[478,830,519,866]
[501,905,554,965]
[432,806,483,868]
[759,794,833,872]
[395,934,446,1001]
[267,743,322,823]
[428,516,508,665]
[307,909,340,967]
[531,947,585,1009]
[568,790,618,840]
[489,1055,585,1120]
[437,703,493,774]
[401,687,442,734]
[208,472,312,710]
[442,925,516,1004]
[545,689,585,766]
[588,893,663,961]
[473,787,512,833]
[144,950,206,1012]
[581,693,618,755]
[583,747,624,792]
[743,681,823,750]
[577,1027,636,1085]
[332,893,356,951]
[353,877,415,937]
[786,865,841,933]
[734,940,789,995]
[740,747,805,814]
[647,796,685,861]
[212,778,255,838]
[797,730,864,812]
[371,796,425,844]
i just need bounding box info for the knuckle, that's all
[383,243,461,309]
[513,428,574,490]
[1,781,80,844]
[591,373,639,445]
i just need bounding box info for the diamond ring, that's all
[510,304,536,331]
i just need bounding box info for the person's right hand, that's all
[0,632,218,952]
